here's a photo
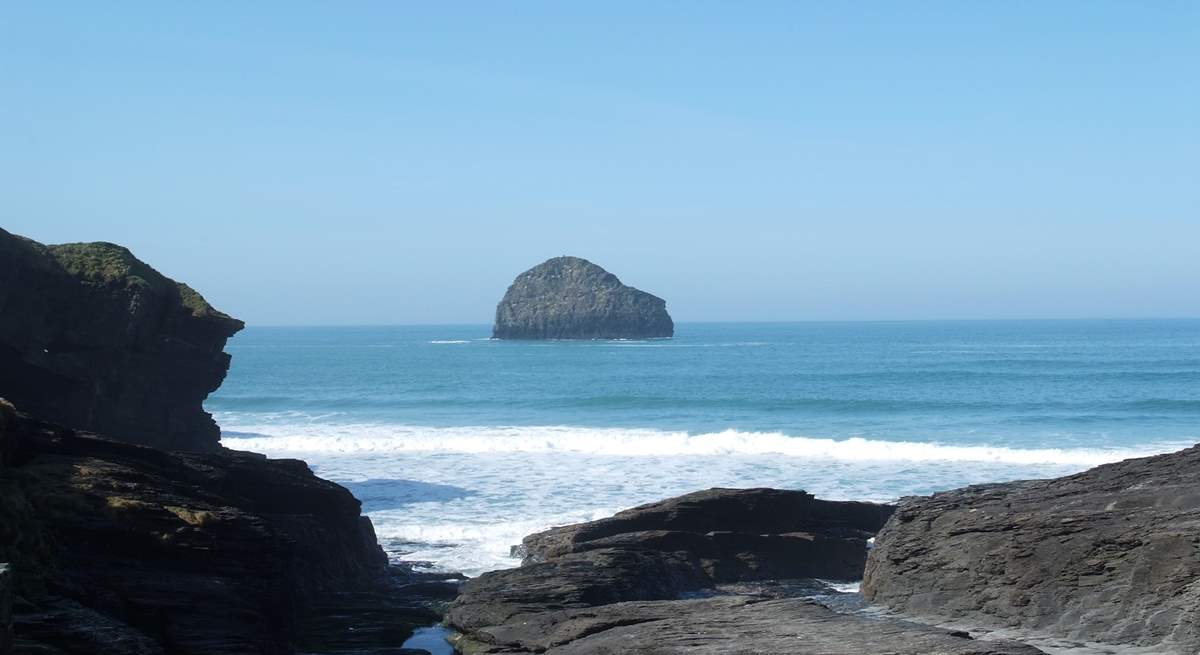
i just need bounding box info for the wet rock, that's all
[493,256,673,340]
[863,445,1200,654]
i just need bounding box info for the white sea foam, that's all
[216,423,1189,576]
[428,340,470,344]
[372,509,618,574]
[219,423,1172,467]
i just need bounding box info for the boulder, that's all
[863,444,1200,654]
[0,228,243,451]
[493,256,673,340]
[519,487,894,582]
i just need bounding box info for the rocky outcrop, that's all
[0,404,453,654]
[0,231,456,653]
[493,256,673,340]
[444,488,1041,654]
[863,445,1200,654]
[0,228,243,451]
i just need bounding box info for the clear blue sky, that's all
[4,3,1197,325]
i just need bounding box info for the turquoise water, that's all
[212,320,1199,575]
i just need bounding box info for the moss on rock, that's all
[46,242,231,321]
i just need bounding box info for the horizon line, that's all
[235,316,1200,330]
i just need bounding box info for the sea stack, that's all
[493,256,674,340]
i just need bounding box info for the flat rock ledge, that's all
[455,594,1045,655]
[446,488,1045,654]
[863,444,1200,655]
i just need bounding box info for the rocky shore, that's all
[3,226,1196,654]
[864,445,1200,653]
[493,256,673,340]
[447,488,1043,654]
[0,230,455,653]
[0,403,454,653]
[444,446,1199,654]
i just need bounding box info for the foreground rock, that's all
[447,488,1041,654]
[527,596,1044,655]
[0,228,242,451]
[863,445,1200,654]
[518,487,895,580]
[493,256,673,340]
[0,404,454,654]
[1,562,10,654]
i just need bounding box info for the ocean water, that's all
[211,320,1200,576]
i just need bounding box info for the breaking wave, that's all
[219,424,1178,467]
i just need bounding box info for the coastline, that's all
[437,445,1199,653]
[219,424,1189,580]
[2,228,1196,653]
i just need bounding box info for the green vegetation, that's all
[48,242,161,287]
[47,242,221,319]
[176,283,219,318]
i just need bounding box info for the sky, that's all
[3,3,1197,325]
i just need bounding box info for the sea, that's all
[211,320,1200,577]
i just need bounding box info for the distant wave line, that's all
[219,424,1185,466]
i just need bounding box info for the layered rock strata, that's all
[0,405,451,654]
[863,445,1200,654]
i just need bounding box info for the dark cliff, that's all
[863,446,1200,654]
[0,228,243,451]
[493,256,673,340]
[0,231,453,653]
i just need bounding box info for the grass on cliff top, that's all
[48,242,220,319]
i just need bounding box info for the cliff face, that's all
[863,446,1200,654]
[0,231,453,653]
[493,257,673,340]
[0,228,243,451]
